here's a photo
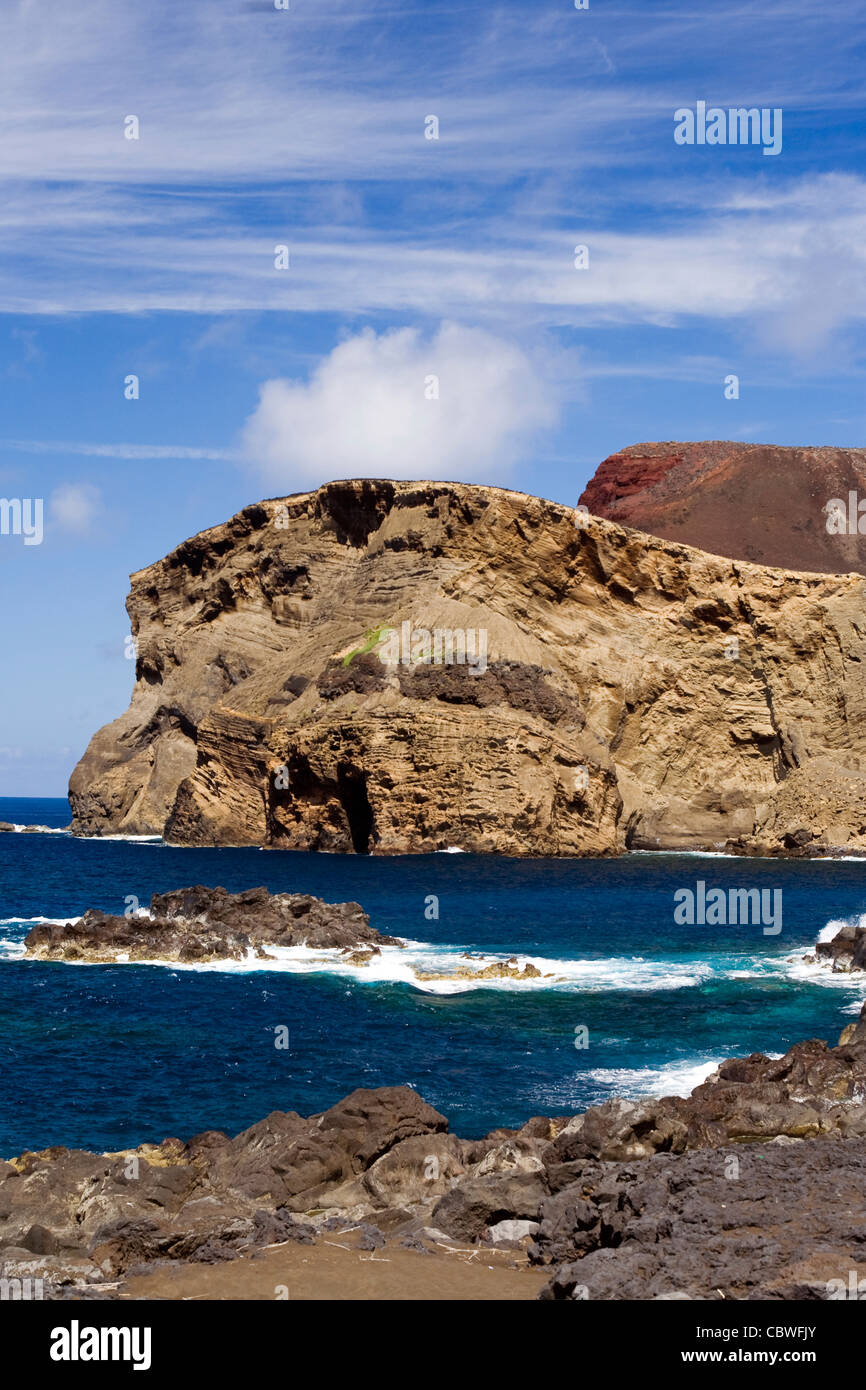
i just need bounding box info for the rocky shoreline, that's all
[804,922,866,977]
[9,817,866,863]
[3,1000,866,1301]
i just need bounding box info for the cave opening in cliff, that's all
[336,762,376,854]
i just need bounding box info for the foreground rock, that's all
[4,1008,866,1300]
[69,476,866,857]
[535,1141,866,1301]
[23,885,402,963]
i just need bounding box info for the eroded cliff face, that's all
[69,478,866,855]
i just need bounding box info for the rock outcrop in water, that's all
[579,441,866,575]
[21,884,552,985]
[0,823,64,834]
[804,921,866,977]
[23,886,400,964]
[69,477,866,856]
[3,1008,866,1300]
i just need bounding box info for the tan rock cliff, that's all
[69,479,866,856]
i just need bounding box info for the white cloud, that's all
[49,482,101,532]
[240,323,558,486]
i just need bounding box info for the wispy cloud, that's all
[3,440,236,461]
[1,174,864,360]
[0,0,863,362]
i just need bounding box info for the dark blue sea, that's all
[1,796,864,1157]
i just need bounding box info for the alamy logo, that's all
[1,1272,44,1300]
[378,621,488,673]
[674,102,782,156]
[50,1320,152,1371]
[826,1270,866,1299]
[674,880,782,935]
[0,497,43,545]
[824,493,866,534]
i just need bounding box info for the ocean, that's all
[0,796,864,1156]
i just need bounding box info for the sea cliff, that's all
[69,477,866,857]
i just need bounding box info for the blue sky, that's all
[2,0,866,795]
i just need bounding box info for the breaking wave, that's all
[583,1059,723,1099]
[0,933,801,997]
[2,824,69,835]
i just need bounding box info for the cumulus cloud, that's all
[240,324,559,486]
[49,482,101,532]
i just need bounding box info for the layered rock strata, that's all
[69,478,866,856]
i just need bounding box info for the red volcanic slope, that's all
[579,441,866,575]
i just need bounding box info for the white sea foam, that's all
[397,950,716,997]
[812,855,866,861]
[73,833,163,843]
[817,914,866,944]
[778,912,866,989]
[628,849,735,859]
[0,916,81,926]
[4,822,159,840]
[608,1052,799,1099]
[783,951,865,989]
[0,915,812,1001]
[5,824,69,835]
[0,917,81,962]
[8,938,729,994]
[584,1059,723,1099]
